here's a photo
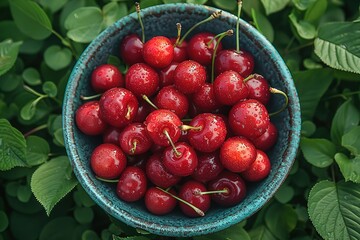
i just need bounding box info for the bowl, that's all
[62,3,301,237]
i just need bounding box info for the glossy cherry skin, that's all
[90,143,126,179]
[132,99,154,123]
[171,38,188,63]
[119,34,144,65]
[144,109,182,147]
[145,187,177,215]
[228,99,270,139]
[116,166,147,202]
[213,70,248,105]
[75,101,107,135]
[91,64,124,93]
[178,180,211,217]
[158,62,178,88]
[251,122,278,151]
[245,74,271,105]
[102,126,122,145]
[173,60,207,95]
[187,32,222,66]
[99,87,138,128]
[220,136,257,173]
[187,113,227,153]
[214,49,254,77]
[192,83,222,113]
[143,36,174,69]
[241,150,271,182]
[145,152,181,188]
[154,85,189,119]
[192,151,224,183]
[127,153,148,171]
[207,170,247,207]
[125,63,159,97]
[163,142,198,177]
[118,123,152,155]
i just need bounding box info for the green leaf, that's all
[194,222,250,240]
[22,67,42,86]
[102,2,127,28]
[300,137,336,168]
[342,126,360,156]
[16,184,32,203]
[248,225,277,240]
[314,22,360,74]
[42,81,58,98]
[20,101,36,121]
[293,68,333,120]
[37,0,68,13]
[0,119,27,170]
[9,0,53,40]
[44,45,72,71]
[330,99,360,145]
[82,230,100,240]
[289,13,317,39]
[308,180,360,240]
[211,0,236,11]
[0,211,9,232]
[74,207,94,224]
[261,0,290,15]
[26,135,50,166]
[251,9,274,42]
[292,0,317,11]
[301,120,316,137]
[64,7,103,43]
[0,39,22,76]
[39,217,78,240]
[187,0,207,4]
[335,153,360,184]
[304,0,327,24]
[274,184,295,203]
[31,156,78,215]
[265,203,297,239]
[112,236,151,240]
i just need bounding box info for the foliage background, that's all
[1,0,360,239]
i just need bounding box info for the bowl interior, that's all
[63,3,301,237]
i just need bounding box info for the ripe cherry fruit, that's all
[75,101,107,136]
[192,151,224,183]
[91,64,124,93]
[173,60,207,95]
[144,187,177,215]
[116,166,147,202]
[143,36,174,69]
[241,149,271,182]
[118,123,152,155]
[154,85,189,119]
[125,63,159,98]
[119,34,144,66]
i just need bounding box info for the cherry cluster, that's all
[75,2,285,217]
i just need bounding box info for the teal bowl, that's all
[63,3,301,237]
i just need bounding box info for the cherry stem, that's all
[210,29,234,83]
[180,124,202,131]
[243,73,258,83]
[269,87,289,116]
[195,188,229,195]
[80,93,102,101]
[135,2,145,43]
[163,129,181,157]
[142,95,158,110]
[178,10,222,45]
[95,176,118,183]
[130,140,138,155]
[125,105,132,120]
[174,23,182,47]
[156,187,205,217]
[236,0,243,53]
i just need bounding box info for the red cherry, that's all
[118,123,152,155]
[119,34,144,66]
[192,151,224,183]
[102,126,121,145]
[173,60,207,95]
[143,36,174,69]
[90,64,124,93]
[244,74,271,105]
[220,136,256,173]
[90,143,126,179]
[132,99,154,123]
[75,101,107,135]
[145,187,177,215]
[228,99,270,139]
[127,153,148,171]
[125,63,159,97]
[99,87,138,128]
[192,83,222,113]
[214,49,254,77]
[158,62,178,88]
[241,150,271,182]
[251,122,278,151]
[207,170,247,207]
[154,85,189,119]
[171,38,188,62]
[116,166,147,202]
[187,32,222,66]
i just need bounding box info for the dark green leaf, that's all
[31,156,78,215]
[308,180,360,240]
[303,58,322,69]
[54,128,64,146]
[20,101,36,121]
[0,39,22,76]
[9,0,53,40]
[300,137,336,168]
[39,217,78,240]
[315,22,360,74]
[163,0,185,3]
[261,0,290,15]
[16,185,32,203]
[0,211,9,232]
[0,119,27,170]
[37,0,68,13]
[187,0,207,4]
[292,0,317,11]
[265,203,297,239]
[74,207,94,224]
[22,68,42,86]
[341,126,360,156]
[274,184,295,203]
[44,45,72,71]
[335,153,360,184]
[42,81,58,97]
[82,230,100,240]
[212,0,236,11]
[251,9,274,42]
[248,225,277,240]
[301,120,316,137]
[304,0,327,24]
[194,222,250,240]
[26,135,50,166]
[289,13,317,39]
[102,2,127,28]
[0,73,22,92]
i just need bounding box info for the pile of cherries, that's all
[75,2,285,217]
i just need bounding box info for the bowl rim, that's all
[63,3,301,237]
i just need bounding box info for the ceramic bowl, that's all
[63,3,301,237]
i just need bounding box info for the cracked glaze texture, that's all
[63,3,301,237]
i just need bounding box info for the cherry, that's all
[116,166,147,202]
[132,99,154,123]
[220,136,256,173]
[207,170,247,207]
[213,70,248,105]
[145,187,177,215]
[143,36,174,69]
[127,153,148,171]
[244,74,271,105]
[187,32,222,66]
[145,152,181,188]
[171,38,188,63]
[158,62,178,88]
[119,34,144,65]
[241,150,271,182]
[163,142,198,177]
[228,99,270,139]
[99,87,138,128]
[251,121,278,151]
[125,63,159,98]
[192,83,222,113]
[90,64,124,93]
[192,151,224,183]
[102,126,121,145]
[144,109,182,147]
[75,101,107,136]
[90,143,126,179]
[154,85,189,119]
[184,113,227,153]
[118,123,152,155]
[173,60,207,95]
[178,180,211,217]
[214,49,254,78]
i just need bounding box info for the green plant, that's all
[1,0,360,239]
